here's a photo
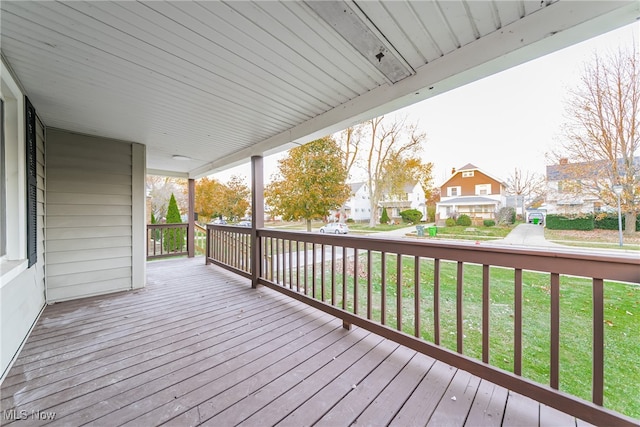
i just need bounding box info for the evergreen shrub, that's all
[400,209,423,224]
[380,207,390,224]
[546,214,594,230]
[483,219,496,227]
[164,194,185,252]
[445,218,456,227]
[456,214,472,226]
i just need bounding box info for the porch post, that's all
[187,178,195,258]
[251,155,264,289]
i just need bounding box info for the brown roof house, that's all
[435,164,507,225]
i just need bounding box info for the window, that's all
[462,171,474,178]
[1,99,5,257]
[448,186,460,197]
[476,184,491,196]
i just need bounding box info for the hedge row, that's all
[546,215,594,230]
[546,214,640,231]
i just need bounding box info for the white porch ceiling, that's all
[1,1,638,178]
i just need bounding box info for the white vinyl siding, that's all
[45,129,139,302]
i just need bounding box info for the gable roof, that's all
[439,164,506,187]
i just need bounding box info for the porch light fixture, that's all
[612,184,623,247]
[172,155,191,161]
[305,0,414,83]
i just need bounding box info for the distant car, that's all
[527,213,544,225]
[212,218,226,225]
[237,221,252,227]
[320,223,349,234]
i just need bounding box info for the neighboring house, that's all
[340,181,426,223]
[343,182,371,222]
[543,157,639,216]
[378,182,426,222]
[436,164,507,225]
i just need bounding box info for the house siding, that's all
[45,129,143,302]
[1,116,46,381]
[444,171,501,196]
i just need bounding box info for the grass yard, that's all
[299,253,640,419]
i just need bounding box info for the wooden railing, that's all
[205,225,640,426]
[146,223,190,260]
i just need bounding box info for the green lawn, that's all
[301,253,639,419]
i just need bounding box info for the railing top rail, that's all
[147,223,188,229]
[256,228,640,284]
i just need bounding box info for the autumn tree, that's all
[194,177,227,223]
[358,115,428,227]
[506,168,546,219]
[265,136,351,231]
[554,43,639,234]
[220,175,250,221]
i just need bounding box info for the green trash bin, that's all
[533,218,539,225]
[416,225,425,237]
[428,226,437,237]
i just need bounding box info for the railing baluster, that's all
[289,239,293,289]
[514,268,523,375]
[331,245,336,305]
[312,243,316,298]
[353,249,359,315]
[304,242,308,295]
[381,252,387,326]
[482,264,490,364]
[434,258,440,345]
[296,240,301,293]
[457,261,464,354]
[593,278,604,405]
[321,244,326,301]
[414,255,420,338]
[367,250,372,320]
[397,254,402,331]
[551,272,560,389]
[342,246,347,309]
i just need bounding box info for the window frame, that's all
[1,58,29,284]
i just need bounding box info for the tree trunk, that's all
[624,212,637,235]
[306,218,312,232]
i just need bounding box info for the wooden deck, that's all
[1,258,588,426]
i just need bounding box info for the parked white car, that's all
[319,223,349,234]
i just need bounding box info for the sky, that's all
[214,22,638,186]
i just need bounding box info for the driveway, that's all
[490,223,562,247]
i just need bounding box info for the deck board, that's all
[0,258,591,426]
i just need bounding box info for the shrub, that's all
[150,212,161,241]
[346,218,354,223]
[483,219,496,227]
[546,214,594,230]
[445,218,456,227]
[595,214,640,231]
[456,214,472,226]
[426,205,436,223]
[495,207,516,225]
[164,193,185,252]
[400,209,423,224]
[380,207,390,224]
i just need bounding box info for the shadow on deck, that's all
[1,258,587,426]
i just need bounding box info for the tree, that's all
[361,116,427,227]
[335,126,364,221]
[555,43,639,234]
[265,137,351,231]
[163,193,184,252]
[220,175,250,221]
[194,177,226,223]
[506,168,546,219]
[146,175,187,220]
[380,207,390,224]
